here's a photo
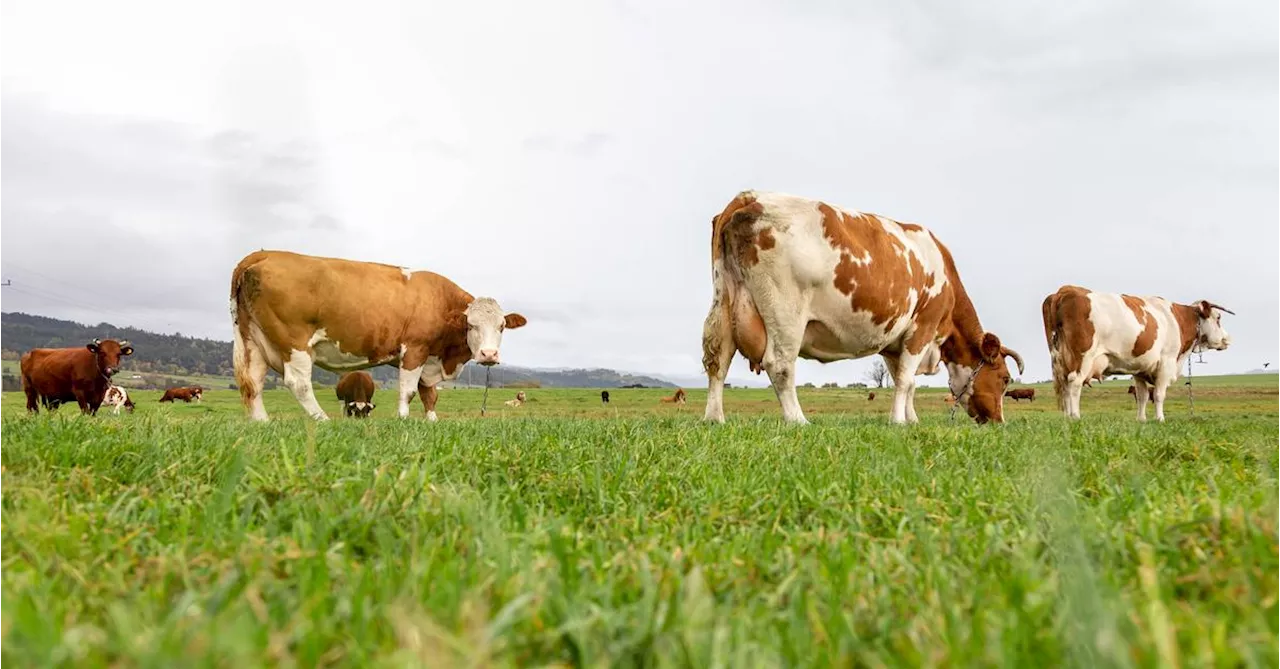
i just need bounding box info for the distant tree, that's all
[846,382,868,389]
[865,360,892,388]
[800,382,815,389]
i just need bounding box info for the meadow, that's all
[2,376,1276,667]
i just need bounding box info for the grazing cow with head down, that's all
[1004,388,1035,402]
[336,371,377,417]
[702,191,1023,425]
[103,385,135,414]
[1127,384,1155,402]
[601,390,610,405]
[867,392,876,401]
[230,250,527,421]
[159,386,203,403]
[1042,285,1232,421]
[660,388,687,404]
[21,339,134,415]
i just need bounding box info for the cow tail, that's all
[703,192,765,378]
[1042,292,1068,411]
[230,256,263,407]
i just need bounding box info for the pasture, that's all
[2,376,1276,666]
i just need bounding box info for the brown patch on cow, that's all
[710,191,764,267]
[818,204,930,328]
[899,222,924,233]
[733,293,767,373]
[1171,302,1201,356]
[1042,286,1095,377]
[1121,295,1158,356]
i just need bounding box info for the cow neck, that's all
[75,349,108,385]
[938,272,987,370]
[1171,302,1201,356]
[435,294,475,376]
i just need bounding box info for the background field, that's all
[2,376,1276,666]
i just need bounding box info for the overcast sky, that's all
[2,0,1276,387]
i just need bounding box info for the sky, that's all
[2,0,1276,388]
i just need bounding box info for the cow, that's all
[701,191,1024,425]
[660,388,687,404]
[230,250,527,421]
[1004,388,1035,402]
[867,392,876,401]
[159,386,203,403]
[943,393,956,404]
[336,371,377,417]
[103,385,135,414]
[1127,384,1155,402]
[21,339,134,415]
[504,391,527,408]
[601,390,610,405]
[1042,285,1232,421]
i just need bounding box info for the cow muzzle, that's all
[476,349,500,366]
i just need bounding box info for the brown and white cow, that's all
[103,385,135,414]
[1127,384,1155,402]
[660,388,687,404]
[702,190,1023,424]
[1004,388,1035,402]
[159,386,203,403]
[504,390,528,408]
[1042,285,1232,421]
[230,250,526,421]
[21,339,134,414]
[336,371,377,417]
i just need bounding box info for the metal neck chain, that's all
[949,360,985,422]
[1186,320,1200,417]
[480,366,492,416]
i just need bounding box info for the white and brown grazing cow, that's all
[103,385,135,414]
[701,190,1023,424]
[230,250,527,421]
[336,371,377,418]
[1042,285,1232,421]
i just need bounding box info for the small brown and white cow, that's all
[702,190,1023,424]
[1127,384,1154,402]
[103,385,135,414]
[660,388,687,404]
[504,391,527,408]
[1004,388,1035,402]
[336,371,377,417]
[1042,285,1232,421]
[231,250,526,421]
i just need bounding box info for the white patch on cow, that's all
[401,267,414,281]
[427,410,438,422]
[284,349,329,420]
[418,355,453,387]
[397,365,424,418]
[945,362,976,410]
[308,328,373,371]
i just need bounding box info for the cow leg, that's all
[398,365,425,419]
[701,301,735,424]
[759,323,807,425]
[1152,374,1174,422]
[238,344,271,422]
[24,385,38,414]
[417,381,439,422]
[884,351,923,424]
[283,351,328,421]
[1133,378,1150,422]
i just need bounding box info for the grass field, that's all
[2,376,1276,666]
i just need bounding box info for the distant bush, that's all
[2,373,22,392]
[822,382,839,389]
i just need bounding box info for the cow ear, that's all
[980,332,1002,363]
[87,341,100,353]
[122,345,134,356]
[1197,300,1213,318]
[504,313,528,329]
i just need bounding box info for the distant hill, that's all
[0,312,676,389]
[1243,367,1278,375]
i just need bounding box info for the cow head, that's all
[460,297,527,366]
[346,400,375,418]
[951,333,1024,424]
[86,339,133,378]
[1194,301,1233,351]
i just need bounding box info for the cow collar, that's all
[949,359,985,422]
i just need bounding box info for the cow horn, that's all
[92,338,101,345]
[120,339,131,347]
[1002,346,1025,375]
[1207,303,1235,316]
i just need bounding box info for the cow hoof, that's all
[427,411,438,422]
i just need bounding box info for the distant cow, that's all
[336,371,376,417]
[231,250,526,422]
[1004,388,1035,402]
[160,387,204,403]
[943,393,956,404]
[21,338,134,414]
[1043,285,1231,421]
[103,385,135,414]
[867,392,876,401]
[1127,384,1155,402]
[504,391,527,408]
[601,390,610,405]
[660,388,687,404]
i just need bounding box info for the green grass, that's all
[2,378,1276,667]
